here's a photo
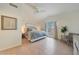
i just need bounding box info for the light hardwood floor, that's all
[0,37,73,55]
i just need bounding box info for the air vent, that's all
[9,3,18,8]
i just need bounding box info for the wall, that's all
[0,4,22,50]
[46,11,79,39]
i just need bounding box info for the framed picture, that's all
[1,15,17,30]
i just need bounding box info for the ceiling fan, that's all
[26,4,45,13]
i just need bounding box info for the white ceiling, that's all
[28,3,79,17]
[0,3,79,19]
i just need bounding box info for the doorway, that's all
[45,21,58,39]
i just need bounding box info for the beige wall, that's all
[0,4,22,50]
[45,11,79,39]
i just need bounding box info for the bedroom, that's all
[0,3,79,55]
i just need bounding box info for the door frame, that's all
[45,20,58,39]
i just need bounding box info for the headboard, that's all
[27,25,37,32]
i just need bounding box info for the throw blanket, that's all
[29,31,47,42]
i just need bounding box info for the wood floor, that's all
[0,37,73,55]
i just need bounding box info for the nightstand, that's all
[22,33,28,39]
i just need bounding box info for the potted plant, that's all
[61,26,68,36]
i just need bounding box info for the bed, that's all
[27,25,47,42]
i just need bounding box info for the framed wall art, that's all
[1,15,17,30]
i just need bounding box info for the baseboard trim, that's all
[0,43,21,51]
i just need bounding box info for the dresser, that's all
[61,33,73,46]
